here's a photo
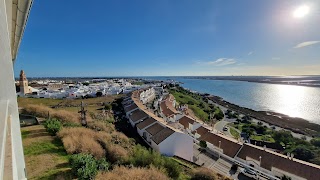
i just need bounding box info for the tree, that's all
[200,140,207,149]
[96,91,103,97]
[272,130,293,145]
[311,138,320,147]
[291,146,315,161]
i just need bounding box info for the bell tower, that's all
[19,70,29,95]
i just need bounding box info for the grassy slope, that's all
[22,125,72,180]
[18,95,124,114]
[169,90,209,121]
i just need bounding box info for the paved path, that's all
[214,120,233,137]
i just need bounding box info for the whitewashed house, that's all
[128,109,149,127]
[151,128,194,161]
[178,116,202,134]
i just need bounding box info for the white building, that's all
[139,87,155,104]
[0,0,33,179]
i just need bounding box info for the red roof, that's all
[237,144,320,179]
[200,132,242,157]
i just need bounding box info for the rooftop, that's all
[136,117,157,130]
[237,143,320,180]
[151,128,175,145]
[124,103,138,113]
[178,116,196,129]
[129,109,148,122]
[145,123,165,136]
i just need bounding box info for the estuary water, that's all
[149,77,320,124]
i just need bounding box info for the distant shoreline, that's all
[188,76,320,88]
[207,95,320,137]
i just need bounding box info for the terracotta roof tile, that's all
[192,126,210,136]
[178,116,195,129]
[200,132,242,157]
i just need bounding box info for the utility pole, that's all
[78,101,87,126]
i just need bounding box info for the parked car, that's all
[241,168,257,178]
[223,127,228,131]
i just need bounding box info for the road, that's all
[214,120,234,137]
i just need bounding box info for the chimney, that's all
[287,152,290,158]
[291,153,294,160]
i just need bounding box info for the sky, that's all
[14,0,320,77]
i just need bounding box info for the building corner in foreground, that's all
[0,0,33,179]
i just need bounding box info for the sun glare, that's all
[293,5,310,18]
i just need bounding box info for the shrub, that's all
[44,118,62,135]
[97,158,110,171]
[129,145,180,179]
[96,166,169,180]
[200,140,207,149]
[23,104,53,118]
[191,167,218,180]
[105,144,129,163]
[311,138,320,147]
[87,121,115,133]
[70,154,98,180]
[58,127,105,159]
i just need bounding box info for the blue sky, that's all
[14,0,320,77]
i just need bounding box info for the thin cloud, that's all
[272,57,280,60]
[294,41,320,48]
[248,51,253,55]
[207,58,237,66]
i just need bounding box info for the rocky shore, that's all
[207,95,320,137]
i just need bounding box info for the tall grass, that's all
[58,127,105,159]
[23,104,81,124]
[191,167,231,180]
[96,166,169,180]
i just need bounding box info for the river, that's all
[147,77,320,124]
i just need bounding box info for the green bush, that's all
[97,158,110,171]
[129,145,181,179]
[44,118,62,135]
[199,140,207,149]
[70,154,98,180]
[311,138,320,147]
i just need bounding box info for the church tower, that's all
[20,70,29,95]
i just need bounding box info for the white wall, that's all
[0,0,26,178]
[152,132,193,161]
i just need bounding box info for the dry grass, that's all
[58,127,105,159]
[23,104,81,124]
[96,166,169,180]
[105,144,129,163]
[191,167,231,180]
[87,120,115,133]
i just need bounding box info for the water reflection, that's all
[273,85,306,119]
[173,78,320,124]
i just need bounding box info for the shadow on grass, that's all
[38,168,74,180]
[24,137,68,157]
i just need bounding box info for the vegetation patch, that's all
[169,86,224,122]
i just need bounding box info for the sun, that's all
[293,5,310,18]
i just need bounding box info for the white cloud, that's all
[294,41,320,48]
[248,51,253,55]
[207,58,237,66]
